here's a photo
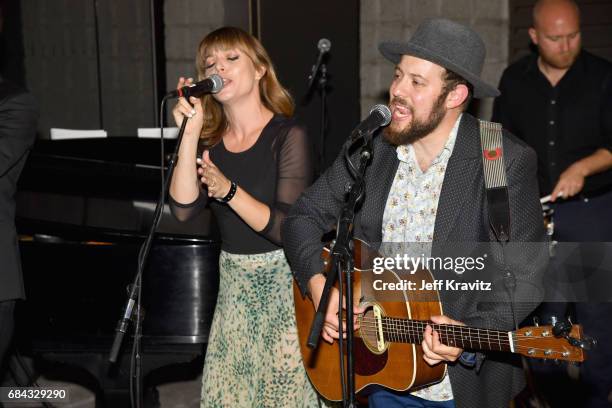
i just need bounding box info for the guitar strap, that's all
[478,121,549,406]
[478,120,510,243]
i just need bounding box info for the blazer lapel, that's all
[433,114,482,244]
[359,139,399,244]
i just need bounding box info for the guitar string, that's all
[356,323,512,347]
[356,318,510,340]
[356,321,558,344]
[356,326,575,356]
[356,325,576,353]
[356,317,556,339]
[355,322,576,354]
[356,329,511,353]
[331,314,576,350]
[353,320,571,352]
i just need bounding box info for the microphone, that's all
[318,38,331,54]
[165,74,224,99]
[350,104,392,142]
[307,38,332,90]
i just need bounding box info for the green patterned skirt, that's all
[200,249,322,408]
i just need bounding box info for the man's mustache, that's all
[390,97,413,114]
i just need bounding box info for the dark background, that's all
[0,0,360,171]
[258,0,360,170]
[1,0,611,171]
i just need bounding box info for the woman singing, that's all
[169,27,320,407]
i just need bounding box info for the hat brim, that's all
[379,41,500,98]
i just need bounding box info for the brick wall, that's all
[164,0,225,90]
[360,0,509,120]
[163,1,510,121]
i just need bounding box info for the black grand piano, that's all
[13,137,220,406]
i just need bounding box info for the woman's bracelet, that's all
[220,181,237,203]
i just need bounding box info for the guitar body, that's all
[294,240,588,401]
[293,239,446,401]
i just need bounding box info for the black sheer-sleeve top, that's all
[170,114,313,254]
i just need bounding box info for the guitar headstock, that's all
[514,324,587,362]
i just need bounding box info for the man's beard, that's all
[541,51,579,70]
[383,91,448,146]
[539,43,580,70]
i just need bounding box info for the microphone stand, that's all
[307,132,374,407]
[317,63,328,173]
[109,96,188,407]
[304,54,329,175]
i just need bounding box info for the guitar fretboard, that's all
[382,317,514,352]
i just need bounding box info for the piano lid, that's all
[16,137,219,241]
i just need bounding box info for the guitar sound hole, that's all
[360,309,380,351]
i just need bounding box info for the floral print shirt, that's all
[381,115,461,401]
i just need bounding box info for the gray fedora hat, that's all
[379,18,500,98]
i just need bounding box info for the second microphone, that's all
[166,74,224,99]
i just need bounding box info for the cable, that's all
[343,141,359,178]
[336,259,347,405]
[159,99,167,192]
[128,96,172,408]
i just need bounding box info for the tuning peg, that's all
[581,336,597,351]
[533,316,540,327]
[549,315,558,326]
[553,320,572,337]
[565,334,596,351]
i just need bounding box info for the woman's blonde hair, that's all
[195,26,294,147]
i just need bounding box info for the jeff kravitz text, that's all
[373,279,492,291]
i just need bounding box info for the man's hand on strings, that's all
[422,315,464,366]
[308,274,366,344]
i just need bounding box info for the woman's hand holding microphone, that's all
[172,77,233,201]
[171,77,204,137]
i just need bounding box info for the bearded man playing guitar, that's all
[282,19,552,408]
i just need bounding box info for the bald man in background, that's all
[493,0,612,406]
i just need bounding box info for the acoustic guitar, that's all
[293,239,587,401]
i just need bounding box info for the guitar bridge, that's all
[358,302,388,355]
[374,305,385,351]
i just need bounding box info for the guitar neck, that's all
[383,317,514,353]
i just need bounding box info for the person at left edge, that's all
[0,76,38,377]
[168,27,324,407]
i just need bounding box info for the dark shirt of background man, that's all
[492,50,612,197]
[0,77,37,300]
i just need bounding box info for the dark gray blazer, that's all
[0,79,38,302]
[282,113,547,408]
